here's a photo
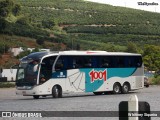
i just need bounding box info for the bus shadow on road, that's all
[62,91,139,99]
[17,91,139,100]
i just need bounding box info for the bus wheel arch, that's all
[113,82,121,94]
[122,82,130,94]
[33,95,40,99]
[52,85,62,98]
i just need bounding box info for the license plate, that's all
[22,91,26,95]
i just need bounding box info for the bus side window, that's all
[124,56,142,68]
[116,56,125,68]
[125,56,132,67]
[55,56,66,71]
[128,57,133,67]
[72,56,83,69]
[84,57,92,68]
[70,56,94,69]
[99,56,111,68]
[135,56,142,67]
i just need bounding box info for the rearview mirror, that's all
[33,64,39,72]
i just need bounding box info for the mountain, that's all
[0,0,160,69]
[0,0,160,51]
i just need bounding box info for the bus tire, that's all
[33,95,39,99]
[93,92,103,95]
[145,84,149,88]
[113,83,121,94]
[52,85,62,98]
[122,83,130,94]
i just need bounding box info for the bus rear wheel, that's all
[122,83,130,94]
[33,95,39,99]
[113,83,121,94]
[52,86,62,98]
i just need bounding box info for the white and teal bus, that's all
[16,51,144,99]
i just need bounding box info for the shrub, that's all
[0,82,15,88]
[151,76,160,85]
[36,38,44,45]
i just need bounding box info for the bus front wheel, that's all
[52,86,62,98]
[113,83,121,94]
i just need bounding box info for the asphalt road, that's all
[0,86,160,120]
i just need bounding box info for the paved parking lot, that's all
[0,86,160,120]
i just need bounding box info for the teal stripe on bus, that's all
[80,68,137,92]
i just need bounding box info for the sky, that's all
[86,0,160,13]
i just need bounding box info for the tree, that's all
[36,38,44,45]
[0,0,21,32]
[0,8,9,17]
[0,0,20,18]
[16,17,30,25]
[143,45,160,71]
[16,50,31,59]
[76,44,80,50]
[51,44,61,51]
[126,42,138,53]
[12,4,21,16]
[42,19,56,29]
[0,18,6,32]
[32,48,39,53]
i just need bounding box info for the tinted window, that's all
[56,56,96,69]
[55,56,66,70]
[133,56,142,67]
[96,56,142,68]
[40,56,57,82]
[98,56,113,68]
[71,56,94,68]
[117,56,142,68]
[55,55,142,70]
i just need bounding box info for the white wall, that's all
[2,69,17,81]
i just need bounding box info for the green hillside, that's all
[14,0,160,47]
[0,0,160,71]
[1,0,160,46]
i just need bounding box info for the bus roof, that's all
[21,51,141,61]
[57,51,141,56]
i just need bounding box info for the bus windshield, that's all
[16,52,50,87]
[16,60,40,86]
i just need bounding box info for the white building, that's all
[10,47,50,56]
[1,69,17,81]
[10,47,24,56]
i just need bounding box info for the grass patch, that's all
[150,76,160,85]
[0,82,15,88]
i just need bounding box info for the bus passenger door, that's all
[53,56,67,91]
[39,56,57,94]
